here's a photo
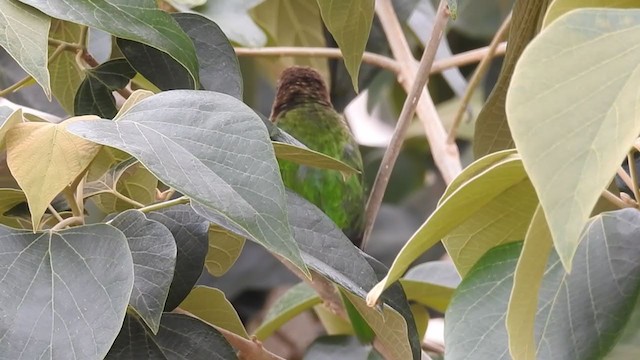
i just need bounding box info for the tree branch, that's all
[362,0,461,250]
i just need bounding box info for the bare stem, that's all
[447,13,512,143]
[51,216,84,231]
[47,204,64,223]
[111,190,145,208]
[0,77,33,97]
[138,196,190,213]
[362,0,458,250]
[602,190,629,209]
[430,42,507,74]
[628,151,640,204]
[617,167,634,191]
[63,188,83,219]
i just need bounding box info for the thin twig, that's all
[234,47,400,74]
[617,167,635,192]
[430,42,507,75]
[362,0,457,250]
[602,190,629,209]
[111,191,145,208]
[173,308,286,360]
[47,204,64,223]
[447,13,512,143]
[628,151,640,204]
[63,188,83,219]
[138,196,190,213]
[0,77,33,97]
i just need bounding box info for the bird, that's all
[270,66,365,247]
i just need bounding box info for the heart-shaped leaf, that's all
[74,59,136,118]
[179,286,249,339]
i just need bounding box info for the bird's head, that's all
[270,66,332,120]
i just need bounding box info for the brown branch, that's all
[362,0,460,249]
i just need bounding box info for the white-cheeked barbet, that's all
[270,66,365,247]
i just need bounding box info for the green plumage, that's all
[271,67,365,246]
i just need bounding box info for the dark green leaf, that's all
[304,335,379,360]
[110,210,176,333]
[0,224,134,359]
[67,90,307,275]
[74,59,136,118]
[446,209,640,360]
[147,205,209,311]
[107,313,237,359]
[21,0,199,85]
[173,13,242,99]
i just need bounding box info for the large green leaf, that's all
[67,90,307,275]
[473,0,551,157]
[147,205,209,311]
[254,282,321,340]
[174,13,243,99]
[197,0,267,47]
[368,155,529,303]
[0,224,134,359]
[107,313,237,359]
[110,210,176,334]
[74,59,136,118]
[21,0,199,85]
[316,0,374,91]
[506,9,640,270]
[445,209,640,360]
[0,0,50,98]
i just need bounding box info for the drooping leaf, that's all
[110,210,177,333]
[6,117,101,229]
[273,141,360,175]
[206,224,245,277]
[473,0,550,157]
[21,0,199,85]
[74,59,136,118]
[542,0,638,28]
[367,155,529,303]
[400,260,460,313]
[0,224,134,359]
[252,0,329,77]
[0,0,50,98]
[67,90,307,275]
[48,20,84,114]
[254,282,321,340]
[197,0,267,47]
[316,0,374,91]
[506,206,553,360]
[173,13,243,99]
[147,205,209,311]
[179,286,249,338]
[107,313,237,359]
[446,209,640,360]
[506,8,640,270]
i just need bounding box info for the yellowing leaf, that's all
[506,9,640,270]
[506,206,553,360]
[205,224,245,277]
[6,117,101,229]
[179,286,249,338]
[48,20,84,114]
[316,0,374,91]
[0,107,24,150]
[114,89,154,120]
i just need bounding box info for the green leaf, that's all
[542,0,638,28]
[252,0,329,77]
[110,210,177,334]
[316,0,374,91]
[107,313,237,359]
[305,335,379,359]
[254,282,321,340]
[147,205,209,311]
[367,154,529,303]
[446,209,640,359]
[206,224,245,277]
[506,9,640,270]
[179,286,249,338]
[605,297,640,359]
[0,188,26,214]
[21,0,199,86]
[6,117,101,229]
[174,13,243,99]
[506,206,553,360]
[0,0,50,98]
[273,141,360,175]
[0,224,134,359]
[0,106,23,150]
[67,90,308,276]
[473,0,549,157]
[197,0,267,47]
[48,20,84,114]
[400,260,460,313]
[74,59,136,118]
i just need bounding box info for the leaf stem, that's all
[111,190,145,208]
[602,190,629,209]
[138,196,190,213]
[63,188,83,220]
[447,12,512,143]
[0,77,33,97]
[51,216,84,231]
[617,167,634,191]
[628,151,640,204]
[362,0,456,250]
[47,204,64,223]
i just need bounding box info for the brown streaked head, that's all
[270,66,332,120]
